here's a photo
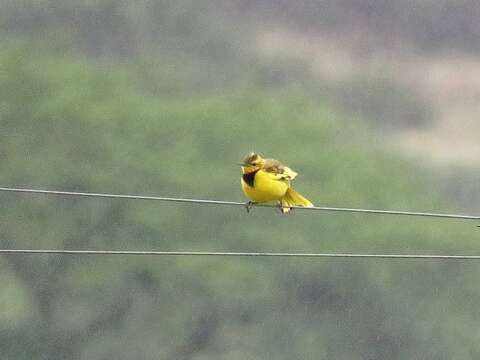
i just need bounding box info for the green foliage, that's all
[326,75,433,129]
[0,46,479,360]
[0,0,442,131]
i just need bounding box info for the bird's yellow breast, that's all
[241,169,289,202]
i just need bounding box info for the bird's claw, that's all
[245,201,255,213]
[277,202,290,214]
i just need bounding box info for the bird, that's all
[240,152,313,213]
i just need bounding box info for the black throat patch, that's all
[242,169,258,187]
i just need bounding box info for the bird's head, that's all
[241,152,264,173]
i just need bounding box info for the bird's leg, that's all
[277,201,290,214]
[245,201,255,213]
[277,202,284,214]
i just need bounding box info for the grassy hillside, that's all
[1,46,479,359]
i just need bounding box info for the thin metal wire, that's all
[1,249,480,259]
[1,186,479,222]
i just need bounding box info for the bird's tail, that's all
[279,188,313,213]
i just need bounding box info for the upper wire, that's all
[0,186,479,223]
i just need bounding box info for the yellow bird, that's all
[240,152,313,213]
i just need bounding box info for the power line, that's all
[1,249,480,259]
[1,186,479,223]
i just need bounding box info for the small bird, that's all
[240,152,313,213]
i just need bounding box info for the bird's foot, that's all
[245,201,255,213]
[277,202,290,214]
[277,202,283,214]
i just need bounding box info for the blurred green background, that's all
[1,1,480,359]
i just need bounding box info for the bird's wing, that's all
[261,169,288,181]
[281,166,298,180]
[263,159,298,180]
